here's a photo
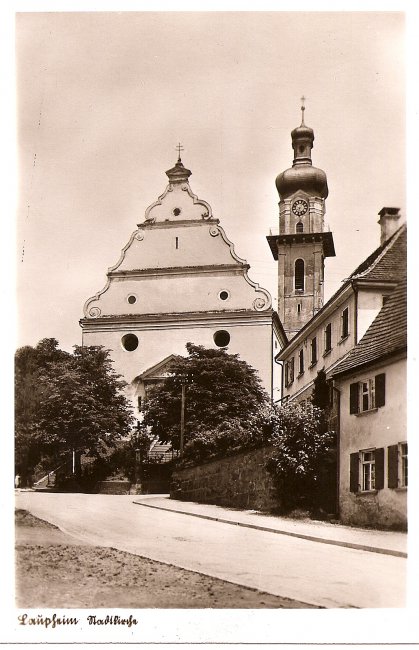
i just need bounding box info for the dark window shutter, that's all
[350,452,359,492]
[350,382,359,414]
[375,447,385,490]
[388,444,399,488]
[375,373,386,407]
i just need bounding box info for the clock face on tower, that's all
[292,199,308,217]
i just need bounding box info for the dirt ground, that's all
[15,509,318,609]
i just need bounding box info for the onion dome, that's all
[275,102,328,200]
[165,156,192,184]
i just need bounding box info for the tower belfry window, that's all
[295,259,305,291]
[296,221,304,233]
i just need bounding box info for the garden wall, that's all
[171,445,278,511]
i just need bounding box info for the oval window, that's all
[121,334,139,351]
[127,295,137,305]
[214,330,230,347]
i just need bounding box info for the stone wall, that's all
[95,480,131,495]
[171,445,279,511]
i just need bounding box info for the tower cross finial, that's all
[300,95,306,125]
[176,142,184,162]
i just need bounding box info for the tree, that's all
[266,401,336,513]
[15,339,134,484]
[142,343,270,460]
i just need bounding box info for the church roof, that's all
[331,273,407,377]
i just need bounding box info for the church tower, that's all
[267,101,335,339]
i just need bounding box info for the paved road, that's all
[16,492,406,608]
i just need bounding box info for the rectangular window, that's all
[400,442,408,487]
[298,349,304,375]
[351,447,384,492]
[360,378,375,412]
[388,442,408,488]
[285,358,295,386]
[341,307,349,338]
[361,449,375,491]
[350,373,385,414]
[310,337,317,365]
[175,236,179,249]
[324,323,332,353]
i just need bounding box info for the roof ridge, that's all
[350,222,406,280]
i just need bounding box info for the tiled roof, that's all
[349,223,406,282]
[332,273,407,377]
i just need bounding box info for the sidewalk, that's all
[133,495,407,558]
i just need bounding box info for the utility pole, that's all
[178,372,193,457]
[180,381,186,456]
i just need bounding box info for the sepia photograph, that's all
[5,4,417,645]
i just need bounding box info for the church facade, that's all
[80,155,285,416]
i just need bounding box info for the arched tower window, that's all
[296,221,304,233]
[295,259,305,291]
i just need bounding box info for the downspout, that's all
[352,281,358,345]
[271,321,274,403]
[274,356,284,405]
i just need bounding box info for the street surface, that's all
[16,492,406,608]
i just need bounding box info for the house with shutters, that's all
[274,207,406,521]
[331,273,407,528]
[275,215,406,405]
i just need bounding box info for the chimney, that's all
[378,207,401,245]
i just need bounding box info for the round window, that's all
[127,295,137,305]
[121,334,139,351]
[214,330,230,347]
[219,290,230,301]
[173,207,181,216]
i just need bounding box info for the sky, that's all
[15,11,406,352]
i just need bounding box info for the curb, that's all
[133,500,407,559]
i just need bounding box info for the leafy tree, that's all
[266,401,336,513]
[311,368,330,412]
[15,339,134,485]
[142,343,269,459]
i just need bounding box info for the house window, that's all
[285,357,295,387]
[298,349,304,375]
[401,443,408,487]
[350,374,385,414]
[350,447,385,493]
[297,303,301,314]
[341,307,349,339]
[388,442,408,488]
[296,221,304,233]
[295,259,305,291]
[360,378,375,412]
[310,337,317,365]
[361,450,375,491]
[137,396,142,411]
[175,236,179,249]
[324,323,332,353]
[382,295,390,306]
